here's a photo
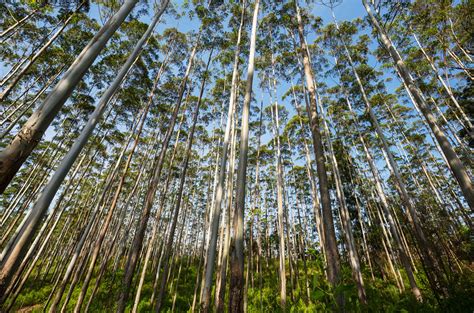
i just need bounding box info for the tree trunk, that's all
[116,28,200,313]
[201,2,245,310]
[0,8,39,40]
[317,93,367,303]
[0,0,140,193]
[290,83,326,260]
[0,2,171,299]
[155,50,211,312]
[269,86,287,309]
[74,44,171,313]
[215,110,238,313]
[412,33,472,133]
[294,0,341,300]
[333,13,447,294]
[362,0,474,211]
[0,3,84,101]
[228,1,259,311]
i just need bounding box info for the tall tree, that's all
[294,1,342,303]
[0,2,170,299]
[200,2,245,311]
[362,0,474,210]
[229,0,260,311]
[0,0,140,193]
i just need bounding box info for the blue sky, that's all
[68,0,417,179]
[2,0,465,234]
[2,0,450,191]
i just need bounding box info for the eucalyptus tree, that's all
[116,7,209,310]
[317,88,367,303]
[1,0,473,312]
[215,92,240,313]
[340,96,424,299]
[0,0,142,193]
[200,1,245,310]
[284,85,325,257]
[362,0,474,210]
[0,1,171,300]
[0,2,89,101]
[229,0,260,311]
[256,11,294,307]
[155,48,213,312]
[74,28,182,313]
[321,14,449,297]
[0,5,40,40]
[293,0,342,297]
[0,4,97,139]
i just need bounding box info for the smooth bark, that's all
[228,1,259,311]
[0,0,139,193]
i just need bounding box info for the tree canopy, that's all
[0,0,472,312]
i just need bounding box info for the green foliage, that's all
[10,248,474,312]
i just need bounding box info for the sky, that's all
[81,0,375,140]
[2,0,464,232]
[2,0,450,195]
[13,1,415,176]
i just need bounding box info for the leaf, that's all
[313,289,325,300]
[335,283,355,294]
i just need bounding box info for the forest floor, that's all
[9,258,474,312]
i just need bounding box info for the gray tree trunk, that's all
[0,1,169,300]
[0,0,139,193]
[155,51,211,312]
[116,27,200,313]
[201,2,245,310]
[362,0,474,210]
[229,1,259,311]
[0,4,84,101]
[295,1,342,299]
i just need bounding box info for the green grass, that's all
[9,257,474,312]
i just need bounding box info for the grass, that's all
[8,257,474,312]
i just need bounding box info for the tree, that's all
[0,0,139,193]
[229,0,260,311]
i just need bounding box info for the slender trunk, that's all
[333,14,447,293]
[295,0,341,298]
[131,93,186,312]
[290,83,326,260]
[199,102,227,305]
[0,9,38,40]
[0,4,84,101]
[1,149,93,307]
[269,90,287,310]
[74,44,170,313]
[0,68,65,139]
[317,96,367,303]
[0,0,140,193]
[412,33,472,133]
[155,51,211,312]
[115,27,200,313]
[201,3,245,310]
[229,1,259,311]
[5,150,98,312]
[0,1,171,297]
[149,101,191,305]
[215,110,238,313]
[48,153,120,312]
[191,228,206,312]
[446,47,473,79]
[343,87,422,298]
[362,0,474,210]
[85,161,149,312]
